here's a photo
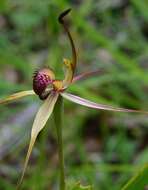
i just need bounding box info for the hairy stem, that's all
[54,95,65,190]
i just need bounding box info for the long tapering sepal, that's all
[0,90,35,105]
[61,92,148,114]
[17,92,59,189]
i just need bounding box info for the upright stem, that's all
[54,95,65,190]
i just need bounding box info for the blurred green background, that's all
[0,0,148,189]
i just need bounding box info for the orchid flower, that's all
[0,9,148,189]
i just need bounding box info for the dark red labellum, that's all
[33,68,55,99]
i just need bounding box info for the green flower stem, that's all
[54,95,65,190]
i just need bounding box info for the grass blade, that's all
[121,165,148,190]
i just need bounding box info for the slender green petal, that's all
[61,92,148,114]
[17,92,59,189]
[0,90,35,105]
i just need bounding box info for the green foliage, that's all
[121,165,148,190]
[70,182,93,190]
[66,180,93,190]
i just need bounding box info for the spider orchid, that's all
[0,9,148,189]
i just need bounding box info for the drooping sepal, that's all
[17,92,59,189]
